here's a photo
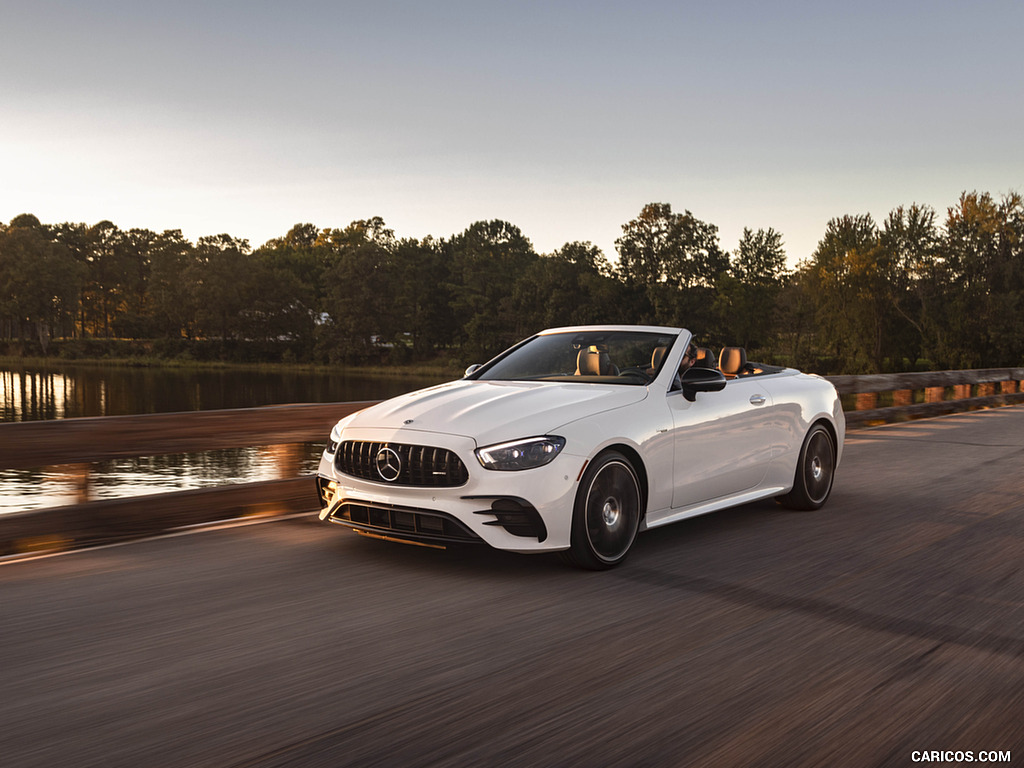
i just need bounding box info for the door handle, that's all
[749,394,766,406]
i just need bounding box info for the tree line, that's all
[1,191,1022,374]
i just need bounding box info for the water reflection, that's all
[1,364,446,421]
[0,364,451,514]
[0,445,327,514]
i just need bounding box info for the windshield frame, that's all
[466,328,685,386]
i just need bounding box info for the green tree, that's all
[111,228,158,338]
[512,242,627,330]
[389,236,455,359]
[238,250,314,347]
[773,267,819,370]
[715,227,788,352]
[149,230,199,339]
[801,214,884,371]
[51,221,91,337]
[940,191,1024,366]
[614,203,728,329]
[878,204,941,367]
[259,223,323,290]
[255,223,326,354]
[80,220,128,338]
[0,215,84,350]
[190,234,252,341]
[447,220,538,360]
[615,203,728,289]
[316,218,400,363]
[732,227,787,286]
[263,222,320,250]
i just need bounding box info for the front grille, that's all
[327,501,481,544]
[335,441,469,487]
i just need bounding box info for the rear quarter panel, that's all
[761,372,845,491]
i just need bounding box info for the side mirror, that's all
[680,367,727,402]
[464,364,482,377]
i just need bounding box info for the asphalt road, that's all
[2,407,1023,768]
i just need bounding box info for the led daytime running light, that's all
[476,436,566,471]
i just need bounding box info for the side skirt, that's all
[643,486,788,531]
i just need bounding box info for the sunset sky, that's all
[3,0,1022,265]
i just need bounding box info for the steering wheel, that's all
[617,367,651,382]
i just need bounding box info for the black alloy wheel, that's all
[562,451,642,570]
[777,423,836,511]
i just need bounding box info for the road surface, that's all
[2,407,1022,767]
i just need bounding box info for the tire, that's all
[777,423,836,511]
[561,451,642,570]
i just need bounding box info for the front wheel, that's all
[777,423,836,510]
[561,451,642,570]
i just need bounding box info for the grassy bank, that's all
[0,354,463,379]
[0,338,467,377]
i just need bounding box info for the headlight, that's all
[325,428,342,455]
[475,436,566,471]
[325,420,348,455]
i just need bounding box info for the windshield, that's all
[475,330,681,385]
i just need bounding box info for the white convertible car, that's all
[315,325,844,569]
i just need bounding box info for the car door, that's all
[662,376,777,512]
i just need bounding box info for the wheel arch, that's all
[775,417,838,511]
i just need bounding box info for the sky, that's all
[2,0,1022,266]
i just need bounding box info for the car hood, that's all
[342,379,648,446]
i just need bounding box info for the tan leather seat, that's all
[719,347,748,378]
[649,346,667,372]
[576,346,614,376]
[694,347,715,369]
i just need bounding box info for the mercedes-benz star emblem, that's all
[375,447,402,482]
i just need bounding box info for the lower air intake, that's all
[328,501,481,545]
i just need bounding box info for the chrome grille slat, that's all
[334,440,469,487]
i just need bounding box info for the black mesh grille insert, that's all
[328,502,481,544]
[335,441,470,487]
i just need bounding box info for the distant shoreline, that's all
[0,355,462,379]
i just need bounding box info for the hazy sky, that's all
[3,0,1022,264]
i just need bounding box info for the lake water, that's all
[0,363,450,514]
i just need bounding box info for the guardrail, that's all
[831,367,1024,427]
[0,402,374,556]
[1,368,1022,556]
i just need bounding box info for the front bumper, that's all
[315,429,580,553]
[316,479,484,546]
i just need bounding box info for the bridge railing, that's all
[830,367,1024,427]
[2,369,1023,556]
[0,402,373,556]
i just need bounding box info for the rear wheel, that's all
[777,423,836,510]
[561,451,641,570]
